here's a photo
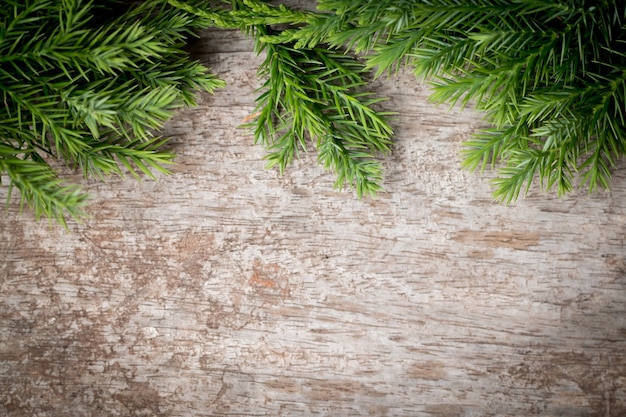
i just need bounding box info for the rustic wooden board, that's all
[1,26,626,417]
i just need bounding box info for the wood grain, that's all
[1,25,626,417]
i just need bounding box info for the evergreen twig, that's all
[170,0,394,196]
[5,0,626,227]
[253,0,626,201]
[0,0,225,226]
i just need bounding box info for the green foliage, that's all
[293,0,626,201]
[252,41,393,196]
[0,0,224,226]
[177,0,626,202]
[5,0,625,227]
[169,0,394,196]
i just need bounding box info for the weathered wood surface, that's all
[2,27,626,417]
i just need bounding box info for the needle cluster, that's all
[170,0,394,196]
[0,0,224,226]
[272,0,626,201]
[5,0,626,226]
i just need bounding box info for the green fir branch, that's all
[172,0,626,201]
[253,41,393,197]
[171,0,394,197]
[0,0,224,225]
[3,0,626,227]
[0,145,89,228]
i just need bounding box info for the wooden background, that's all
[1,25,626,417]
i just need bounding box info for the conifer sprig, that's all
[5,0,625,227]
[171,0,394,196]
[0,144,88,228]
[289,0,626,201]
[0,0,224,225]
[253,40,393,196]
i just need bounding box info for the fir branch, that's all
[333,0,626,201]
[253,41,393,196]
[0,146,88,228]
[171,0,394,196]
[168,0,315,30]
[0,0,225,225]
[78,136,174,180]
[3,0,625,227]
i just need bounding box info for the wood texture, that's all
[1,27,626,417]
